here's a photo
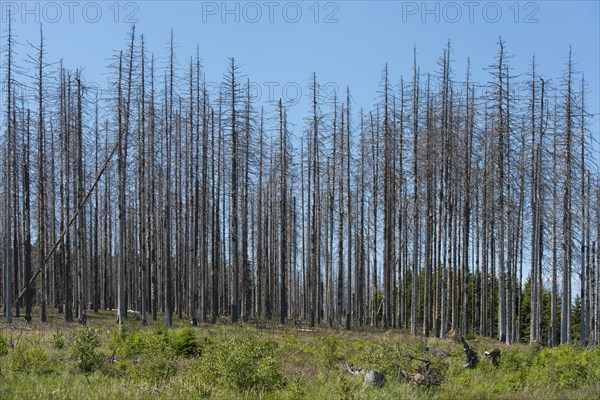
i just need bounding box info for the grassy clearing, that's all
[1,309,599,399]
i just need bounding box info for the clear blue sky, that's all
[2,0,599,157]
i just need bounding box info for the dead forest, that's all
[2,24,599,347]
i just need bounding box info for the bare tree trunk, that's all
[495,40,507,343]
[550,104,558,346]
[424,75,433,337]
[138,37,148,324]
[411,51,420,335]
[35,25,47,322]
[383,64,395,330]
[529,59,539,343]
[4,16,15,324]
[149,55,158,321]
[117,52,127,327]
[200,78,209,323]
[212,105,221,323]
[165,31,175,328]
[327,104,336,326]
[370,112,379,328]
[346,88,353,330]
[279,99,288,324]
[358,111,367,326]
[241,80,252,321]
[461,63,473,336]
[561,49,574,344]
[310,73,319,327]
[93,97,100,314]
[256,109,264,318]
[579,77,588,344]
[337,101,344,325]
[23,112,32,323]
[76,73,87,325]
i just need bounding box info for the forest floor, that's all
[1,309,599,399]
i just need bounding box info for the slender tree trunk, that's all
[411,51,420,335]
[279,99,288,324]
[561,49,574,344]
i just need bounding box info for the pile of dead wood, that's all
[398,354,443,387]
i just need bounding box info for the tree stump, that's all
[364,370,385,388]
[460,336,479,368]
[483,348,501,366]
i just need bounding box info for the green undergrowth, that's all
[0,313,599,399]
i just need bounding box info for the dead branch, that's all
[341,362,362,376]
[408,353,432,366]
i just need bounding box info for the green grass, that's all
[1,309,599,399]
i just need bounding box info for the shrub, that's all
[9,345,53,374]
[333,373,359,400]
[280,332,301,352]
[71,327,104,374]
[527,344,588,390]
[134,328,176,382]
[108,326,176,383]
[109,326,173,357]
[355,336,406,377]
[499,348,531,373]
[581,348,600,383]
[281,376,308,400]
[51,332,65,350]
[169,328,202,358]
[109,328,146,358]
[196,331,286,393]
[315,334,343,370]
[499,359,528,391]
[128,352,177,383]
